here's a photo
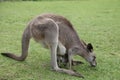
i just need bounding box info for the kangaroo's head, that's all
[73,41,97,67]
[84,43,97,67]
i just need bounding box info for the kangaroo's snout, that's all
[90,61,97,67]
[91,64,96,67]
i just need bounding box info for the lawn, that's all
[0,0,120,80]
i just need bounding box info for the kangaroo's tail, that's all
[1,26,31,61]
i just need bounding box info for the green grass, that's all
[0,0,120,80]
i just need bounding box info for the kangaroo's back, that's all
[39,13,81,49]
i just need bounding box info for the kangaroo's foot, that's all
[52,68,84,78]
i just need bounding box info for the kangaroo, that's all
[1,13,97,78]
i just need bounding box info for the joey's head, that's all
[76,42,97,67]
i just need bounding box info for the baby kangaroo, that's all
[1,13,97,78]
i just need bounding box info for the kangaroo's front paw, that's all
[72,61,84,66]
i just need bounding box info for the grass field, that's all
[0,0,120,80]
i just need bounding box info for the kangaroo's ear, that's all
[81,40,87,46]
[87,43,93,52]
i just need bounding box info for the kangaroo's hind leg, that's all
[31,18,60,70]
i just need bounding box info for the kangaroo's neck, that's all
[58,23,81,49]
[68,29,81,48]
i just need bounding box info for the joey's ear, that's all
[87,43,93,52]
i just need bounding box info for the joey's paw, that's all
[72,69,76,72]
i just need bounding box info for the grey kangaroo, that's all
[1,13,97,78]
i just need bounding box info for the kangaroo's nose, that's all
[91,64,96,67]
[90,61,97,67]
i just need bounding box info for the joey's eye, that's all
[93,56,96,61]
